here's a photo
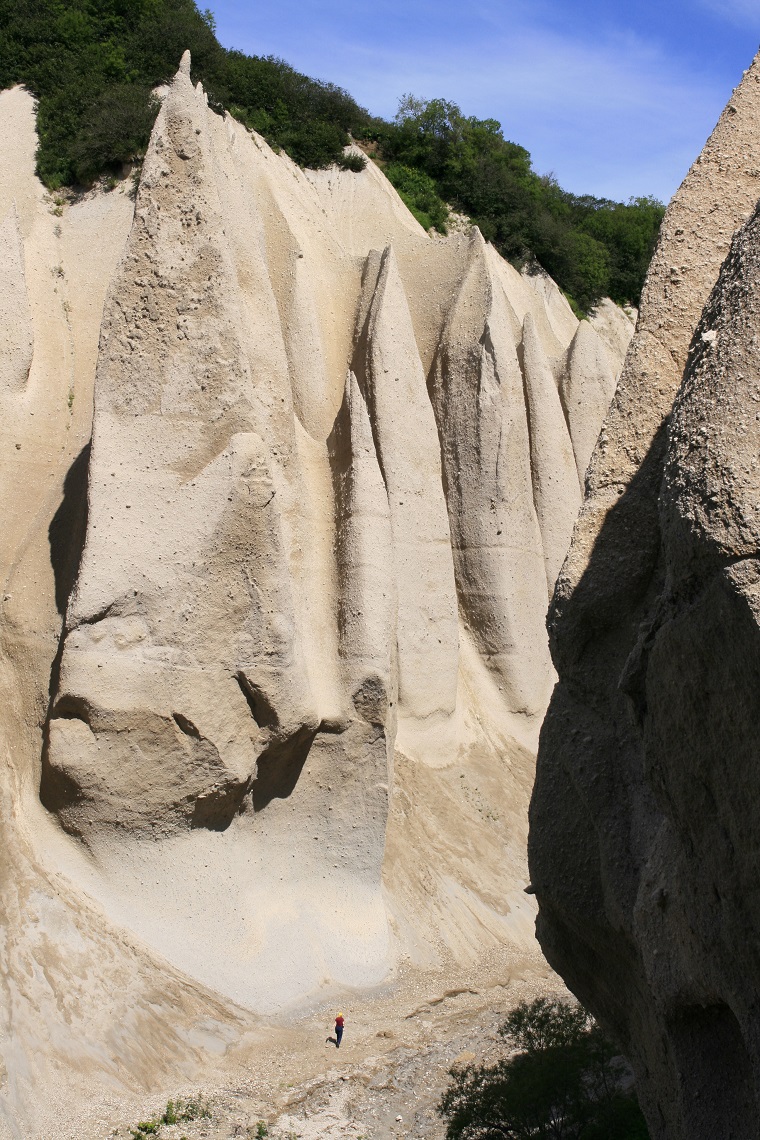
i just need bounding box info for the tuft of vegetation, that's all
[438,997,650,1140]
[131,1121,160,1138]
[129,1095,211,1138]
[339,150,367,173]
[383,162,449,233]
[0,1,663,311]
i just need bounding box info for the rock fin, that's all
[430,229,552,714]
[521,312,582,593]
[355,244,459,719]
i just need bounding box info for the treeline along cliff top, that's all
[0,0,664,313]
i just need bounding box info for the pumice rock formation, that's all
[429,230,552,715]
[0,53,633,1136]
[530,51,760,1140]
[0,204,33,392]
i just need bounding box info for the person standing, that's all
[335,1011,345,1049]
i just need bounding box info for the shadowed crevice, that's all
[172,711,202,739]
[41,444,92,819]
[48,443,90,618]
[236,671,278,730]
[250,726,317,813]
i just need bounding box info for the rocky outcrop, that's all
[0,54,634,1135]
[529,51,760,1140]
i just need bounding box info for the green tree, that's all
[366,94,663,312]
[438,998,650,1140]
[0,0,370,186]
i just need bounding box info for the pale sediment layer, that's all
[0,58,631,1136]
[530,49,760,1140]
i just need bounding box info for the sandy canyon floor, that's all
[58,949,559,1140]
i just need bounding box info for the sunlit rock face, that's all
[530,50,760,1140]
[43,57,628,901]
[0,53,633,1135]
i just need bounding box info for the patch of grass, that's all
[384,162,448,234]
[129,1094,211,1138]
[172,1095,211,1122]
[338,151,366,172]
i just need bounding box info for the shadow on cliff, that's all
[48,443,90,623]
[39,443,90,817]
[546,423,667,680]
[529,419,669,1046]
[529,416,760,1138]
[249,729,317,813]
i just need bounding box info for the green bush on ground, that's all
[438,997,651,1140]
[129,1094,211,1137]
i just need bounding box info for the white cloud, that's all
[213,0,739,202]
[699,0,760,29]
[321,28,726,199]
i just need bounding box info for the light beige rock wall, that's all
[429,230,552,716]
[0,57,632,1135]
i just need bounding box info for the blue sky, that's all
[206,1,760,204]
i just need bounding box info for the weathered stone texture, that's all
[530,51,760,1140]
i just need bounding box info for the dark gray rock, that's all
[530,52,760,1140]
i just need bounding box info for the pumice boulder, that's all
[530,50,760,1140]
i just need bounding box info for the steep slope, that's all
[530,51,760,1140]
[0,57,632,1135]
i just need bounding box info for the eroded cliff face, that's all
[0,55,633,1135]
[530,51,760,1140]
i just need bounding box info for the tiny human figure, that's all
[335,1011,345,1049]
